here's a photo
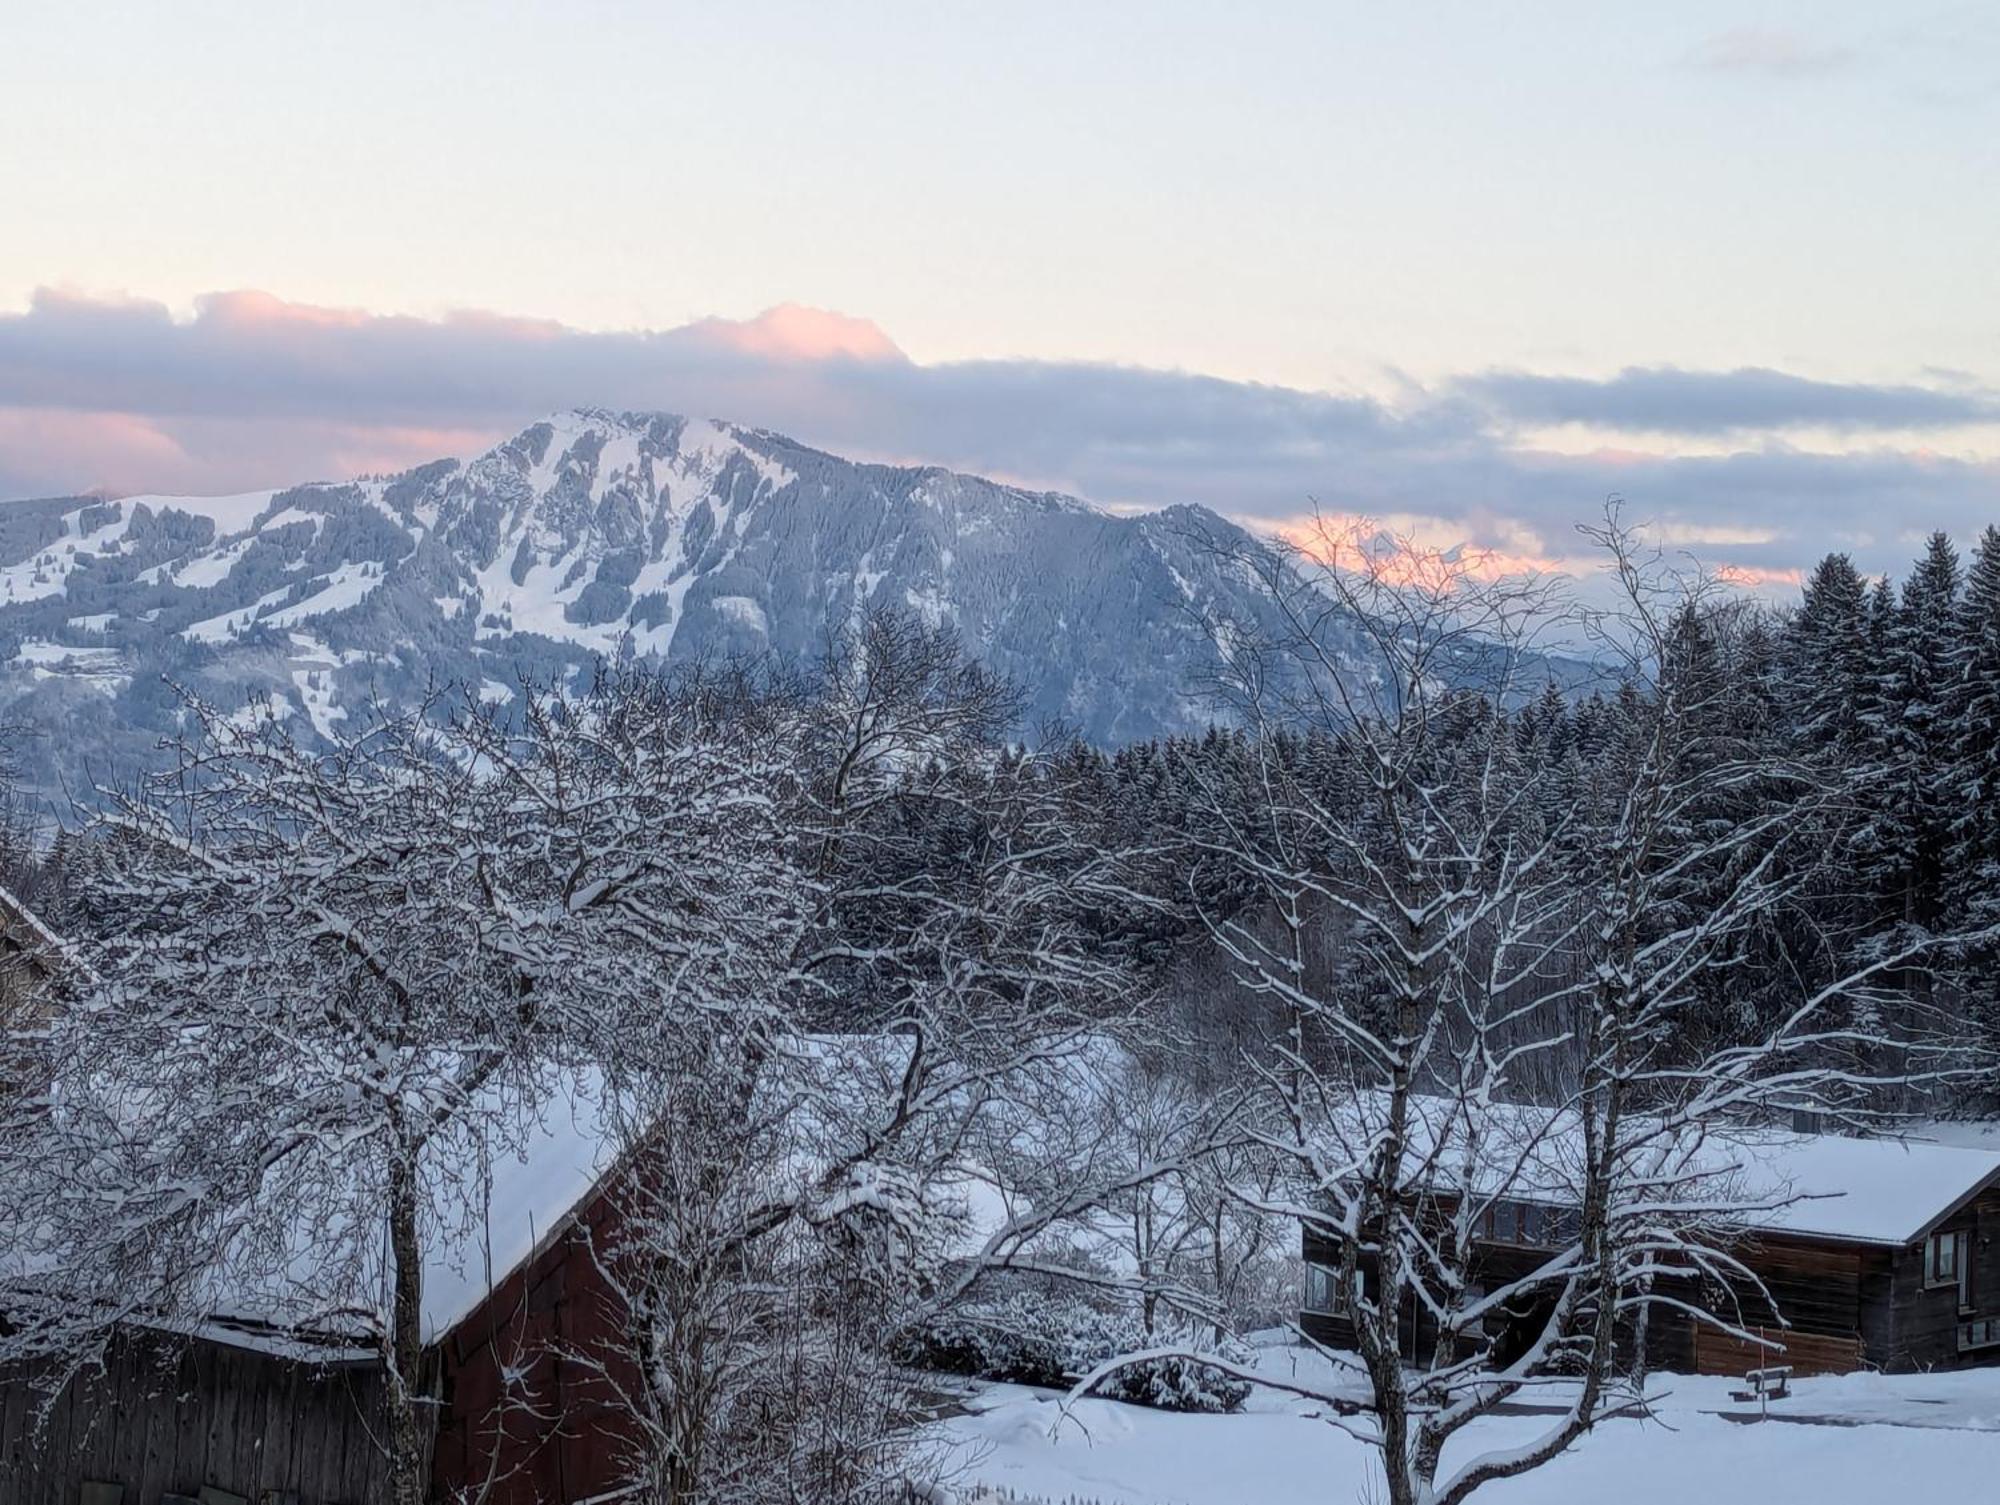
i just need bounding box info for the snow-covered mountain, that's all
[0,408,1326,792]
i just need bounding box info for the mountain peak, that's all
[0,413,1311,791]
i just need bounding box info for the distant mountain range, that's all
[0,409,1581,798]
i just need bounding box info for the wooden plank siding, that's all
[1693,1325,1865,1377]
[1300,1225,1696,1373]
[1873,1187,2000,1370]
[0,1329,396,1505]
[1302,1209,2000,1377]
[429,1179,644,1505]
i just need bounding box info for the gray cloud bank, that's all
[1,288,1994,589]
[1459,366,2000,436]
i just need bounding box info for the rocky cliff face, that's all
[0,409,1339,791]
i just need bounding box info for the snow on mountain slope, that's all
[0,408,1397,792]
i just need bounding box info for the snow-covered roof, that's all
[1723,1130,2000,1246]
[421,1032,1032,1339]
[146,1070,622,1353]
[418,1071,616,1341]
[179,1034,954,1352]
[0,881,79,974]
[1368,1095,2000,1249]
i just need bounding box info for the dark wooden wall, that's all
[430,1186,641,1505]
[1872,1188,2000,1370]
[2,1188,649,1505]
[1696,1234,1874,1374]
[0,1329,393,1505]
[1297,1223,1990,1378]
[1689,1323,1865,1376]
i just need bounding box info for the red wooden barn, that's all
[426,1146,646,1505]
[2,1075,650,1505]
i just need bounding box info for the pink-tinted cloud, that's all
[685,303,904,363]
[1266,511,1576,585]
[0,405,506,498]
[1712,562,1806,589]
[1,285,1996,593]
[0,407,190,496]
[199,289,381,333]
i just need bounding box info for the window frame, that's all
[1304,1261,1341,1314]
[1482,1198,1572,1249]
[1304,1259,1378,1314]
[1925,1228,1970,1299]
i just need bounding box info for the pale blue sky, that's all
[1,2,1996,585]
[4,1,1994,387]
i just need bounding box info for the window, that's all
[1960,1316,2000,1353]
[1483,1200,1560,1248]
[1462,1282,1487,1338]
[1926,1229,1972,1308]
[1304,1261,1376,1313]
[1304,1262,1340,1314]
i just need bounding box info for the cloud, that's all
[1459,365,2000,435]
[1684,27,1857,78]
[685,303,905,363]
[1,287,1996,595]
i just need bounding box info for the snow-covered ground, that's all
[932,1339,2000,1504]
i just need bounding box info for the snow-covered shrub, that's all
[905,1292,1248,1412]
[906,1289,1137,1388]
[1092,1345,1252,1414]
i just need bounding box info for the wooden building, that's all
[0,881,79,1090]
[426,1179,647,1505]
[1,1077,642,1505]
[4,978,926,1505]
[1300,1124,2000,1376]
[0,1324,398,1505]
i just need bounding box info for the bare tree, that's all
[465,616,1171,1503]
[0,692,556,1502]
[0,668,808,1505]
[1089,516,1959,1505]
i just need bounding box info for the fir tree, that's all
[1876,533,1964,933]
[1949,526,2000,933]
[1785,553,1873,749]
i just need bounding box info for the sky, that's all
[2,0,1996,588]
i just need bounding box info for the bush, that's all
[1094,1350,1252,1414]
[905,1290,1250,1412]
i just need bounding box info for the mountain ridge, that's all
[0,409,1324,792]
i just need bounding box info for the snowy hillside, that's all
[0,408,1571,793]
[0,409,1331,789]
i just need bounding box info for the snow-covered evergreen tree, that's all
[1785,553,1874,750]
[1874,533,1965,937]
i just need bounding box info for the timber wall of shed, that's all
[0,1329,394,1505]
[429,1183,640,1505]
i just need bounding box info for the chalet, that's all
[3,1032,944,1505]
[1,1076,640,1505]
[1300,1121,2000,1377]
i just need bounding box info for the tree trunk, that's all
[387,1148,429,1505]
[1631,1271,1655,1390]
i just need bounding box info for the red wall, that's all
[430,1190,645,1504]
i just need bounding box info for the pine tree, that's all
[1785,553,1873,749]
[1876,533,1965,934]
[1949,526,2000,933]
[1849,574,1904,913]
